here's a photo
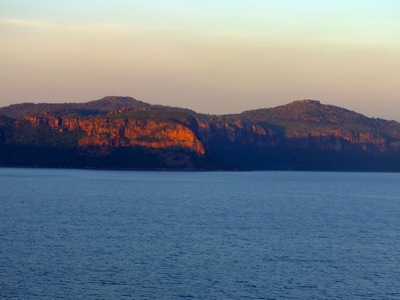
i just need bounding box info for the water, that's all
[1,168,400,299]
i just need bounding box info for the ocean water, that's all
[1,168,400,299]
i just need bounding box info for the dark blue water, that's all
[1,168,400,299]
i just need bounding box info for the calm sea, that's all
[1,168,400,299]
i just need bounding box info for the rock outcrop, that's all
[23,115,205,156]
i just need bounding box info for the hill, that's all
[0,96,150,117]
[1,96,400,171]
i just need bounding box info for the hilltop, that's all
[0,96,150,117]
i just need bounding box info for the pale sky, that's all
[1,0,399,120]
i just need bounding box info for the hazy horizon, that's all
[1,1,399,120]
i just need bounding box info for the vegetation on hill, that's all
[0,96,150,117]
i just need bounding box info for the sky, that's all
[1,0,399,120]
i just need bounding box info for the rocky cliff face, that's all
[23,114,205,156]
[197,118,278,146]
[1,97,400,171]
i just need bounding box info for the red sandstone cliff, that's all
[23,114,205,156]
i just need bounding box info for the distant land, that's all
[1,96,400,171]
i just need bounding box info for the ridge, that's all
[1,96,400,171]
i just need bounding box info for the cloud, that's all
[0,18,51,28]
[0,18,126,33]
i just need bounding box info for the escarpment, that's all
[22,115,205,156]
[1,96,400,171]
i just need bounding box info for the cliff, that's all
[1,96,400,171]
